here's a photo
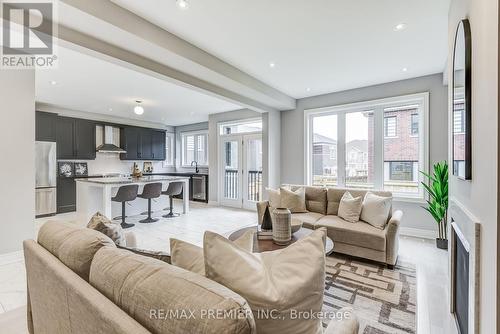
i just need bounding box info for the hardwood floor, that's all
[0,202,457,334]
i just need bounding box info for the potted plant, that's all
[420,161,449,250]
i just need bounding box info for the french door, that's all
[220,134,262,209]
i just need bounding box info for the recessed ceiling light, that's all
[108,108,113,112]
[394,23,407,31]
[134,100,144,115]
[50,80,57,85]
[402,67,408,72]
[176,0,189,10]
[306,87,311,92]
[269,62,276,68]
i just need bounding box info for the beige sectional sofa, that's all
[24,221,359,334]
[265,185,402,268]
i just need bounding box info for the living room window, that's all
[305,93,428,199]
[181,130,208,166]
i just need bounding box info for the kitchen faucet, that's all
[191,161,199,173]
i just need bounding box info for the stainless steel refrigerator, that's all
[35,141,57,217]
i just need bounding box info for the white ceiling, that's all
[35,46,241,126]
[111,0,451,98]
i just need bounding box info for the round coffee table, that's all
[228,227,334,255]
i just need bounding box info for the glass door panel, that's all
[345,111,374,189]
[244,136,262,208]
[223,139,240,202]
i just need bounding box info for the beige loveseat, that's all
[24,221,359,334]
[263,186,402,268]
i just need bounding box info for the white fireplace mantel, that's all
[449,198,481,334]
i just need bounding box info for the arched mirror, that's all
[452,19,472,180]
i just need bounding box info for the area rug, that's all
[322,255,416,333]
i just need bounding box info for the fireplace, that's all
[449,200,480,334]
[452,222,469,334]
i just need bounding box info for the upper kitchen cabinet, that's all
[36,111,57,142]
[151,130,166,160]
[55,116,96,160]
[120,126,165,160]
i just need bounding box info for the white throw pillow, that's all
[266,187,282,209]
[338,191,363,223]
[279,187,308,213]
[360,192,392,229]
[204,228,327,334]
[170,230,255,276]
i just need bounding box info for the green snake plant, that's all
[420,162,449,240]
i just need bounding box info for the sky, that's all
[313,112,369,142]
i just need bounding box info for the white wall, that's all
[281,73,448,233]
[448,0,498,332]
[262,110,281,194]
[0,70,35,254]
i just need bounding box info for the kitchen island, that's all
[75,175,190,223]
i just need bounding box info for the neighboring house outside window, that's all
[410,113,419,135]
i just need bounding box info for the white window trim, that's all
[181,130,209,167]
[218,117,263,137]
[304,92,429,201]
[162,132,175,167]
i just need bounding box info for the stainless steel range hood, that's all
[96,125,126,153]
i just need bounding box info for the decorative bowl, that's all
[291,219,303,233]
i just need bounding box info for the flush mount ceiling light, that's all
[402,67,408,72]
[393,23,407,31]
[134,100,144,115]
[269,62,276,68]
[176,0,189,10]
[50,80,57,85]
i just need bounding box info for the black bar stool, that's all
[111,184,139,229]
[138,182,163,223]
[162,182,184,218]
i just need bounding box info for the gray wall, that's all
[281,73,448,232]
[448,0,498,331]
[262,110,281,194]
[0,70,35,254]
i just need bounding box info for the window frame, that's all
[162,132,175,167]
[181,130,209,167]
[304,92,429,201]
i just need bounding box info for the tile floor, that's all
[0,201,458,334]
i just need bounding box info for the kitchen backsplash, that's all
[60,153,208,175]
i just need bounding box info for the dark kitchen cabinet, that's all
[121,126,165,161]
[120,126,141,160]
[35,111,57,141]
[56,117,96,160]
[152,130,166,160]
[57,177,76,213]
[75,119,96,159]
[56,117,76,159]
[140,128,153,160]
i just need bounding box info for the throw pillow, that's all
[204,228,327,334]
[170,229,255,276]
[266,187,281,209]
[338,191,363,223]
[280,186,307,213]
[360,192,392,229]
[87,212,126,246]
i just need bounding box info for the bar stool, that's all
[162,182,184,218]
[138,182,163,223]
[111,184,139,229]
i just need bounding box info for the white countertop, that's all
[75,175,189,185]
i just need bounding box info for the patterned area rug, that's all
[322,255,416,333]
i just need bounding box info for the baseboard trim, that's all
[399,227,436,240]
[0,251,23,266]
